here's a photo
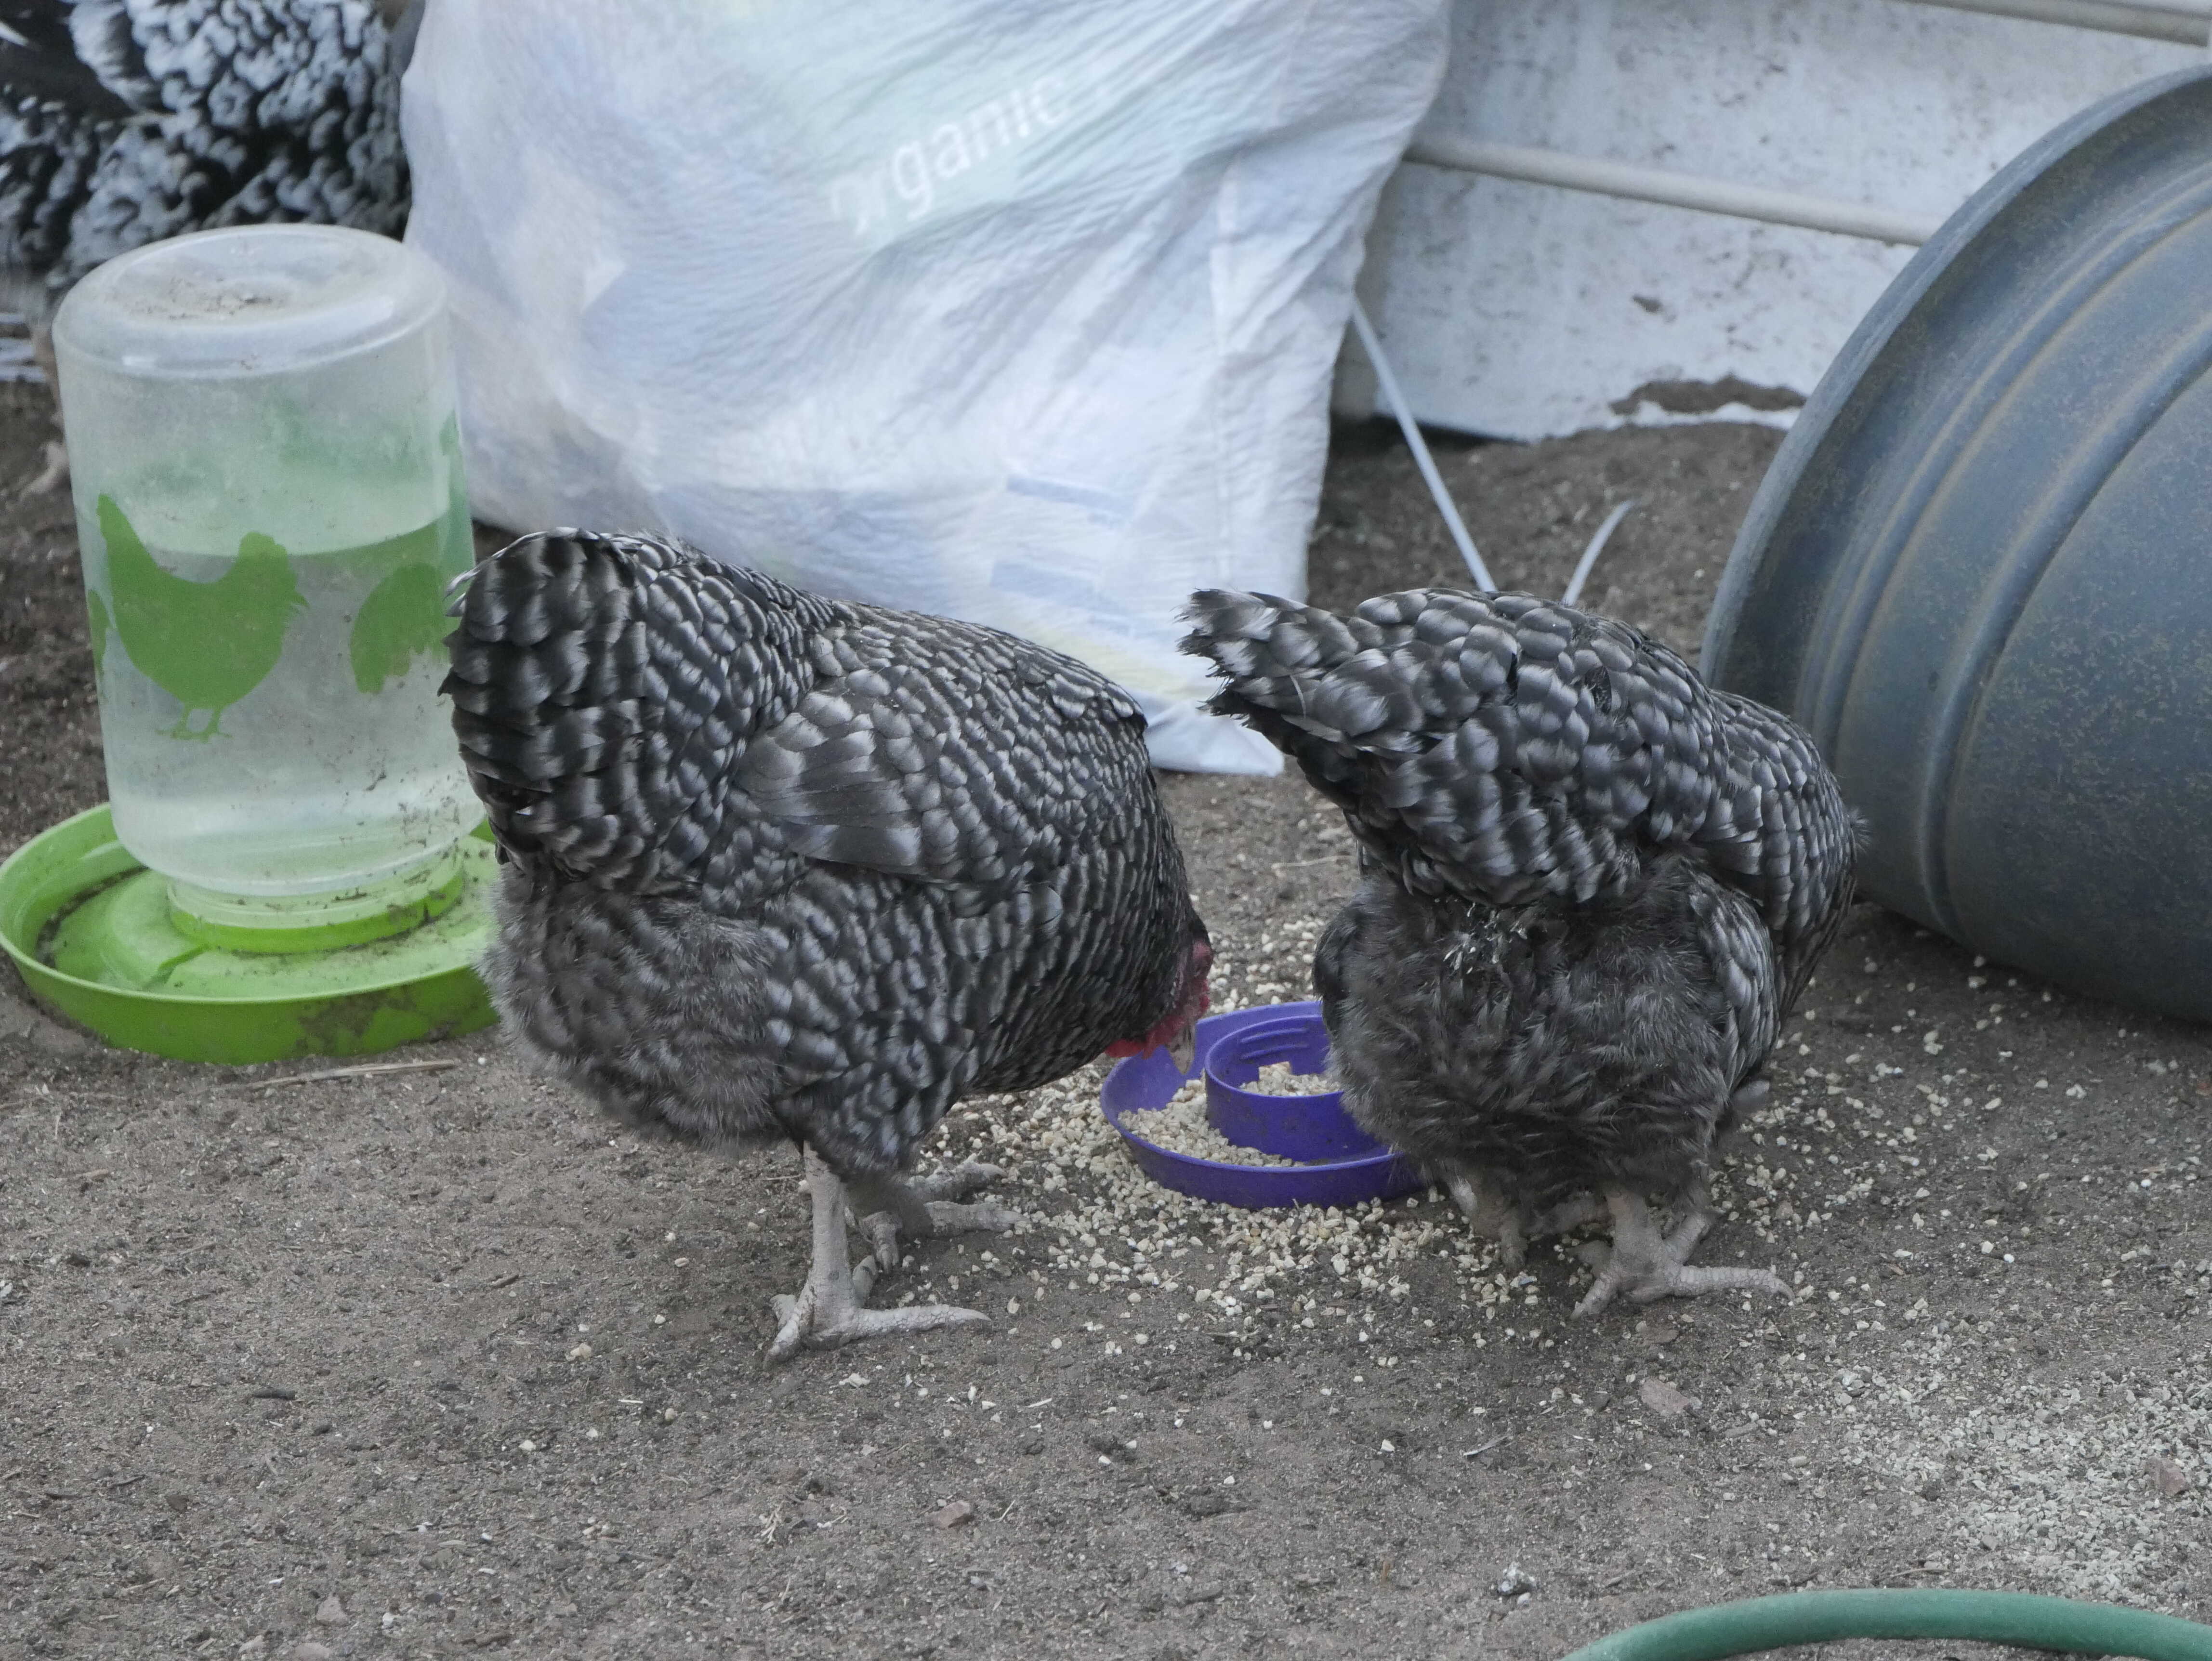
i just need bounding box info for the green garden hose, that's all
[1558,1591,2212,1661]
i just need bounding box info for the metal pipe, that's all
[1891,0,2212,45]
[1404,137,1945,246]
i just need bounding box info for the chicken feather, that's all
[1184,585,1855,1315]
[447,530,1211,1356]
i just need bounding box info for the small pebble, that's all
[932,1500,976,1529]
[1494,1565,1538,1598]
[1637,1377,1697,1421]
[2147,1455,2192,1499]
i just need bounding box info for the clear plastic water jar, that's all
[53,224,477,951]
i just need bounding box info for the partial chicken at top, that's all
[445,530,1211,1358]
[0,0,416,481]
[1184,584,1856,1317]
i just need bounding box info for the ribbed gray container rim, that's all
[1699,63,2212,976]
[1703,62,2212,699]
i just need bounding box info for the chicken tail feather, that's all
[443,529,822,891]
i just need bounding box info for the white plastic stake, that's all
[1561,499,1638,608]
[1348,296,1494,592]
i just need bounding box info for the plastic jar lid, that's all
[53,224,445,379]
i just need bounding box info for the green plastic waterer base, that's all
[0,804,499,1064]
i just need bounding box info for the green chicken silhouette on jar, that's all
[92,499,304,739]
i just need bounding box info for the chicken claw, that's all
[1529,1191,1608,1241]
[767,1150,1016,1362]
[1572,1184,1787,1319]
[852,1162,1020,1244]
[23,438,66,496]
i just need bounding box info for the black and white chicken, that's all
[1183,586,1855,1316]
[446,531,1212,1358]
[0,0,414,463]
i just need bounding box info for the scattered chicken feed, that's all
[1117,1077,1301,1169]
[922,1060,1547,1364]
[1116,1062,1338,1168]
[1245,1060,1336,1096]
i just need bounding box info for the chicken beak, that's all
[1167,1027,1198,1077]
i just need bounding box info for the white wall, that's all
[1340,0,2202,439]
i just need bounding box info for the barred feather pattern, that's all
[1313,857,1779,1206]
[446,531,1208,1180]
[1184,586,1855,1209]
[1180,586,1855,1005]
[0,0,409,293]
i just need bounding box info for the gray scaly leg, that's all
[848,1162,1020,1249]
[767,1147,993,1362]
[1572,1183,1787,1319]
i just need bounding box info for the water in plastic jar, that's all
[53,226,478,925]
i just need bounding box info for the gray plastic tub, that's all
[1704,65,2212,1023]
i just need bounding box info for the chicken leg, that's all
[1444,1171,1527,1270]
[24,320,66,495]
[1444,1171,1608,1273]
[767,1147,1014,1361]
[1572,1182,1788,1318]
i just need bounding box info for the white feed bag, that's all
[402,0,1447,772]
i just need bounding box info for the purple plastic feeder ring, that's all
[1100,1002,1424,1211]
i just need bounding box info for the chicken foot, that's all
[1571,1183,1788,1319]
[23,326,66,496]
[849,1161,1020,1246]
[767,1147,1005,1361]
[1444,1171,1527,1269]
[1444,1173,1607,1272]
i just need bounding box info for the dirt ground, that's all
[3,386,2207,1661]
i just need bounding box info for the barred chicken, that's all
[1184,587,1854,1316]
[447,531,1211,1358]
[0,0,414,481]
[0,0,412,295]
